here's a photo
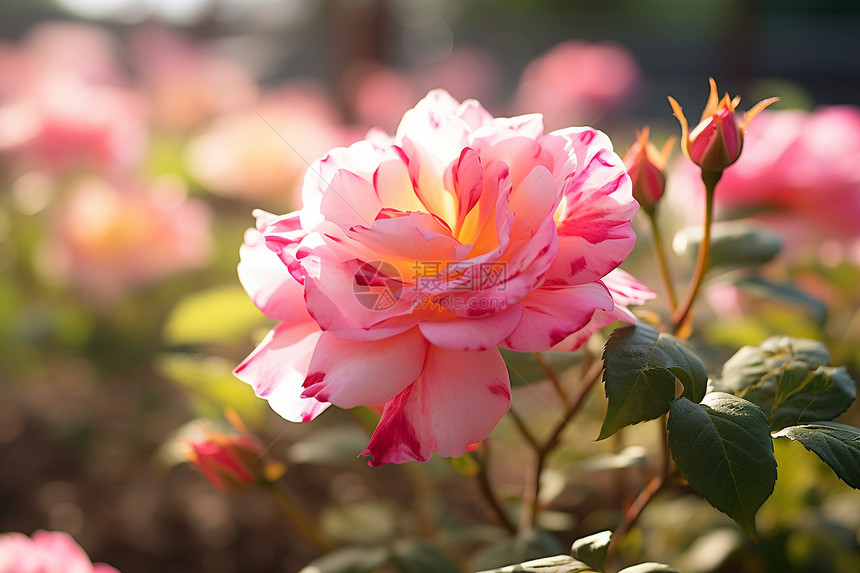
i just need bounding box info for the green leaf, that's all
[297,546,389,573]
[710,336,856,431]
[667,393,777,539]
[674,220,782,269]
[569,530,611,571]
[319,502,397,545]
[476,555,596,573]
[773,422,860,489]
[390,539,460,573]
[734,277,828,326]
[155,353,265,424]
[598,322,708,439]
[500,349,580,387]
[471,529,563,572]
[617,564,680,573]
[163,285,266,346]
[287,426,373,466]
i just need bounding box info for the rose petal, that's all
[233,320,329,422]
[418,304,523,350]
[550,302,637,352]
[302,328,428,408]
[603,268,656,306]
[301,245,418,340]
[301,140,385,232]
[546,134,638,285]
[238,227,309,323]
[361,345,510,466]
[318,168,382,229]
[503,282,614,352]
[372,146,426,213]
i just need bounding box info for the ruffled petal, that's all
[302,328,428,408]
[301,140,386,232]
[238,226,309,324]
[545,128,638,285]
[602,268,656,306]
[301,245,418,340]
[318,168,383,229]
[446,146,483,231]
[549,303,636,353]
[418,304,523,350]
[373,146,426,213]
[233,320,329,422]
[503,282,614,352]
[361,345,510,466]
[444,214,558,317]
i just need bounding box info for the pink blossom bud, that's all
[184,413,282,495]
[669,78,778,174]
[623,126,674,215]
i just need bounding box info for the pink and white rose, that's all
[235,90,650,466]
[0,530,118,573]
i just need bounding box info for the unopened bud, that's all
[669,78,778,174]
[623,126,674,216]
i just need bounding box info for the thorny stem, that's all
[605,416,672,569]
[264,480,335,552]
[647,212,678,313]
[605,475,665,568]
[517,357,605,532]
[474,442,518,534]
[540,359,605,455]
[672,169,722,333]
[507,406,541,452]
[534,352,568,403]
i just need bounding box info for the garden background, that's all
[1,1,860,572]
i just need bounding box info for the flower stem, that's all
[605,474,665,568]
[541,359,604,454]
[474,442,518,534]
[671,169,722,333]
[605,416,671,569]
[534,352,568,403]
[647,211,678,313]
[518,357,605,532]
[264,480,335,552]
[507,406,541,451]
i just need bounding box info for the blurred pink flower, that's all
[20,22,125,86]
[343,62,415,134]
[344,46,500,133]
[513,40,639,130]
[185,84,354,208]
[0,24,146,175]
[39,176,212,302]
[0,24,147,177]
[669,107,860,262]
[128,26,258,133]
[235,90,649,466]
[0,530,118,573]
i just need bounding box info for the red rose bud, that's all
[623,126,674,216]
[668,78,778,173]
[184,412,284,494]
[187,432,263,494]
